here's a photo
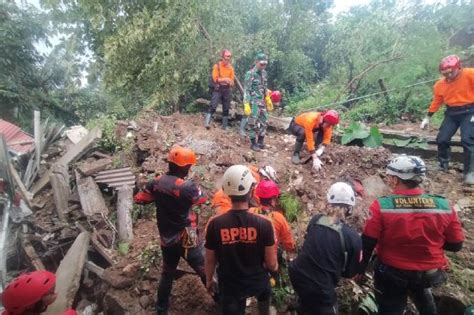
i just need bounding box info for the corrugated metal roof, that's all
[0,119,34,155]
[95,167,135,189]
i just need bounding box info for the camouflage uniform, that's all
[244,65,268,140]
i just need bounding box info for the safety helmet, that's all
[327,182,356,206]
[386,154,426,181]
[255,180,280,199]
[270,91,282,103]
[322,110,340,125]
[222,165,256,196]
[439,55,461,72]
[2,270,56,314]
[167,145,196,167]
[259,165,278,182]
[221,49,232,58]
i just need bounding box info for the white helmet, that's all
[327,182,356,206]
[386,154,426,181]
[259,165,278,182]
[222,165,257,196]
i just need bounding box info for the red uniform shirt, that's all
[363,188,464,271]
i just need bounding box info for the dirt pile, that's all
[3,111,472,315]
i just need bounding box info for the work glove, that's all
[420,117,430,129]
[316,145,325,157]
[312,154,323,171]
[244,102,251,116]
[265,95,273,111]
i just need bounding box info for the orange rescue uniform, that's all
[212,61,235,86]
[250,206,295,253]
[294,112,333,152]
[428,68,474,113]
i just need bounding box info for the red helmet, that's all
[439,55,461,72]
[221,49,232,58]
[322,110,340,125]
[270,90,282,103]
[255,180,280,199]
[2,270,56,314]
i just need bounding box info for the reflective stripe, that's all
[380,208,452,214]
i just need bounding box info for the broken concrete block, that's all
[103,269,134,289]
[43,231,90,315]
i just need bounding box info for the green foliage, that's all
[358,291,378,315]
[341,122,383,148]
[386,137,428,149]
[279,193,301,223]
[117,242,129,256]
[86,114,120,152]
[139,242,162,274]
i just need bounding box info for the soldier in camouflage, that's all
[244,53,273,151]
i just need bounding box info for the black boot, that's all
[257,299,271,315]
[250,138,261,151]
[257,136,265,149]
[438,157,449,172]
[204,113,212,130]
[292,141,304,164]
[222,116,229,130]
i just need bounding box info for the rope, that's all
[296,77,439,114]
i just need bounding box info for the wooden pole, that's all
[34,110,41,172]
[50,163,70,222]
[117,185,133,243]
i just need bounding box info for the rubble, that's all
[0,112,471,314]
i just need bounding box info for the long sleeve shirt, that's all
[428,68,474,113]
[294,112,333,151]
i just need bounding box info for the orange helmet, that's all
[167,146,196,167]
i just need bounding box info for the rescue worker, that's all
[134,145,207,315]
[205,165,278,315]
[205,49,235,130]
[244,53,274,151]
[290,110,340,171]
[251,179,295,256]
[289,182,362,315]
[359,154,464,315]
[420,55,474,184]
[1,270,77,315]
[211,165,265,215]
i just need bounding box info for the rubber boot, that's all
[438,158,449,172]
[291,141,303,164]
[257,299,271,315]
[222,116,229,130]
[250,138,261,152]
[257,136,265,149]
[464,172,474,185]
[463,153,474,185]
[204,113,212,130]
[240,117,247,137]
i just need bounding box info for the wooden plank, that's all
[76,171,108,216]
[117,185,133,243]
[77,158,112,176]
[85,260,105,279]
[77,224,115,266]
[31,128,102,196]
[49,163,70,222]
[21,235,45,270]
[9,163,33,209]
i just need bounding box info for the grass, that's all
[279,193,301,223]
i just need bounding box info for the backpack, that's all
[314,215,348,273]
